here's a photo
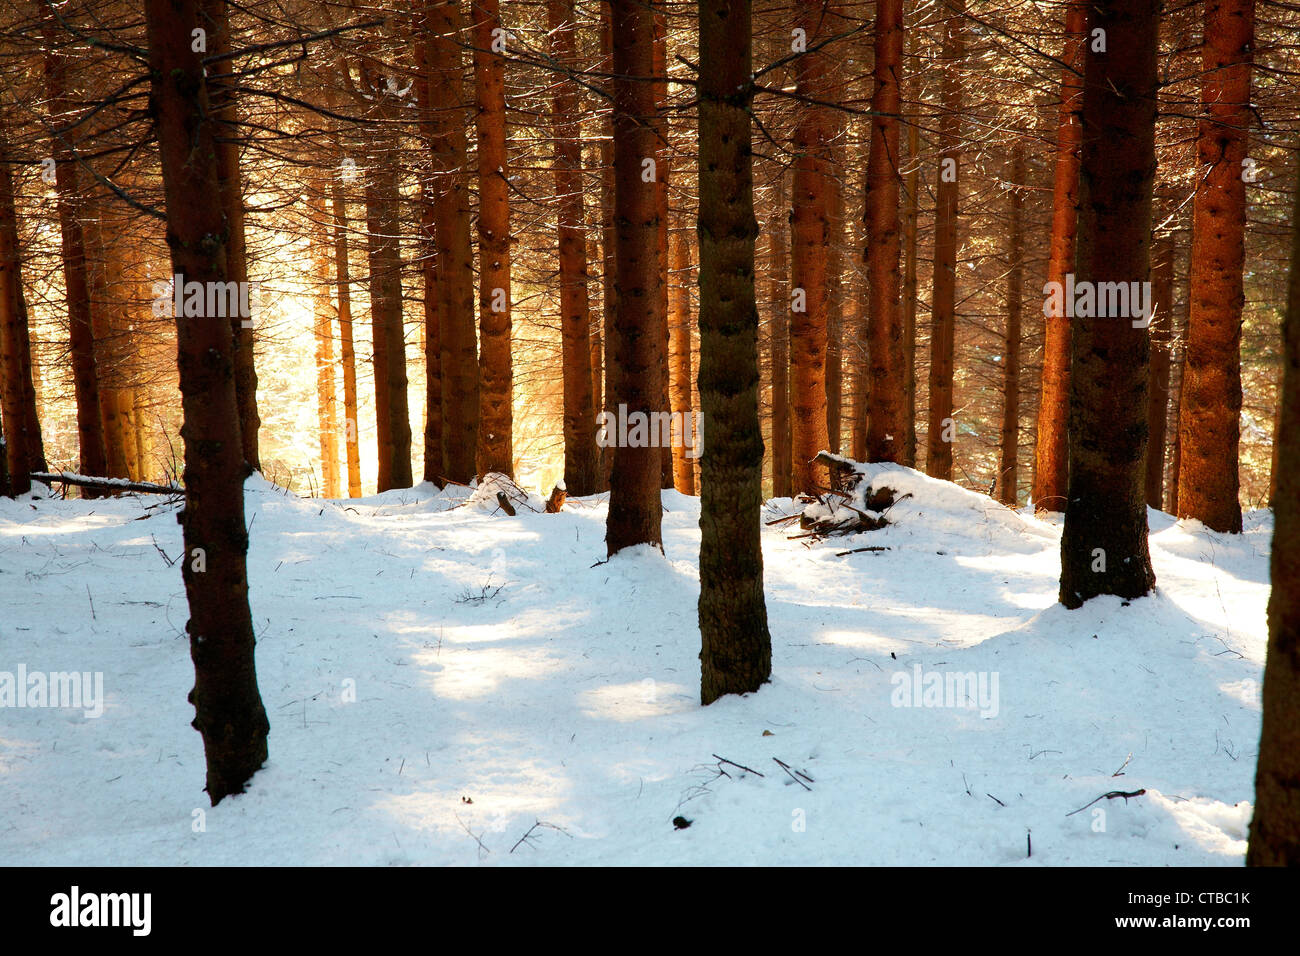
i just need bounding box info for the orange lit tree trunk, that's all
[769,169,791,498]
[330,180,362,497]
[1177,0,1255,533]
[201,0,260,471]
[548,0,599,495]
[145,0,268,803]
[825,141,844,454]
[427,0,479,484]
[653,11,673,489]
[1058,0,1159,609]
[1146,229,1175,508]
[998,142,1025,506]
[790,0,833,493]
[697,0,770,704]
[310,191,340,498]
[1246,167,1300,866]
[865,0,905,464]
[0,126,44,495]
[606,0,664,555]
[42,23,105,486]
[472,0,512,478]
[86,209,140,483]
[598,3,616,491]
[926,0,963,481]
[902,105,920,467]
[669,225,695,493]
[1032,0,1085,512]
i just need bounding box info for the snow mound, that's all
[461,472,547,514]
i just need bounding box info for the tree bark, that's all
[472,0,513,478]
[902,103,920,467]
[329,181,362,497]
[548,0,599,495]
[605,0,664,556]
[1058,0,1159,609]
[669,225,695,494]
[769,169,792,498]
[865,0,905,464]
[998,142,1025,506]
[310,191,340,498]
[144,0,268,803]
[1032,0,1086,512]
[926,0,964,481]
[1146,229,1175,509]
[1177,0,1255,533]
[697,0,771,705]
[1246,168,1300,866]
[789,0,834,493]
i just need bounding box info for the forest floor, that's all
[0,465,1272,865]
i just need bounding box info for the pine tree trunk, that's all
[1177,0,1255,533]
[1058,0,1159,609]
[427,1,478,486]
[310,191,341,498]
[605,0,664,556]
[548,0,599,495]
[42,25,106,488]
[653,12,674,490]
[697,0,771,705]
[329,181,362,497]
[472,0,513,478]
[201,0,260,472]
[144,0,268,804]
[865,0,905,464]
[825,143,844,454]
[998,143,1025,506]
[669,226,695,494]
[926,0,964,481]
[769,169,792,498]
[362,113,412,492]
[902,107,920,467]
[0,129,43,496]
[789,0,833,493]
[599,3,616,492]
[1247,170,1300,865]
[1146,230,1175,509]
[86,207,139,484]
[1032,0,1085,512]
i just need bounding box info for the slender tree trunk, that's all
[653,11,674,490]
[310,192,340,498]
[86,209,139,484]
[426,1,478,485]
[548,0,599,495]
[669,226,695,494]
[605,0,664,555]
[472,0,513,478]
[1168,256,1190,512]
[1247,170,1300,865]
[201,0,260,471]
[998,143,1025,506]
[902,107,920,467]
[330,181,362,497]
[848,182,868,462]
[865,0,905,464]
[0,129,43,495]
[599,3,616,492]
[1146,230,1175,509]
[42,24,105,487]
[790,0,834,493]
[769,169,792,498]
[926,0,964,481]
[1177,0,1255,533]
[1032,0,1086,512]
[1058,0,1159,609]
[145,0,268,804]
[362,118,412,492]
[825,140,844,453]
[698,0,771,705]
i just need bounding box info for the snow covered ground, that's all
[0,466,1271,865]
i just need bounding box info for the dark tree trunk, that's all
[1058,0,1159,609]
[697,0,771,705]
[1032,0,1086,512]
[1246,169,1300,866]
[1146,230,1175,509]
[145,0,268,804]
[605,0,664,556]
[998,143,1025,506]
[926,0,964,481]
[1177,0,1255,533]
[548,0,599,495]
[865,0,905,464]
